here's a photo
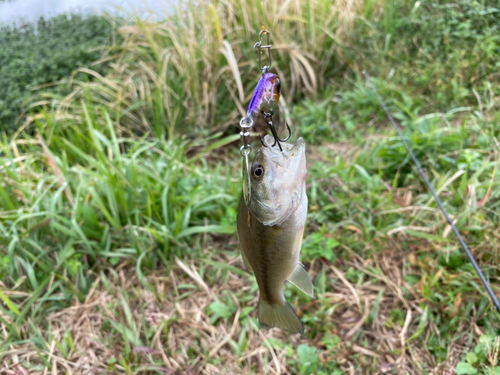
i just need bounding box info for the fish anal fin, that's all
[287,262,314,297]
[258,299,304,335]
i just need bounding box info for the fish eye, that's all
[252,164,265,179]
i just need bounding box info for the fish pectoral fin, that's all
[258,299,304,335]
[287,262,314,297]
[241,253,253,273]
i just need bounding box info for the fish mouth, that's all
[258,135,305,170]
[261,135,305,158]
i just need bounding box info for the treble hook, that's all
[259,109,291,152]
[254,24,272,73]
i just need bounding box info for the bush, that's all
[0,13,115,131]
[350,0,500,109]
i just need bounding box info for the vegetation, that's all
[1,0,500,374]
[33,0,357,139]
[0,13,116,131]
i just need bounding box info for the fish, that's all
[236,134,313,334]
[244,72,281,122]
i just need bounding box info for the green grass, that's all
[0,107,238,292]
[2,96,500,373]
[1,0,500,374]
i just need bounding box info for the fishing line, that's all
[363,70,500,315]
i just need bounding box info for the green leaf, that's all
[192,134,240,160]
[176,224,236,239]
[456,362,477,375]
[408,305,429,342]
[297,344,319,366]
[466,352,478,365]
[209,302,233,319]
[405,229,451,243]
[0,290,20,316]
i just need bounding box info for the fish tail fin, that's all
[258,299,304,335]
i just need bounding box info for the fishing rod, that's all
[363,70,500,315]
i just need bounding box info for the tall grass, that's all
[28,0,391,138]
[19,0,500,140]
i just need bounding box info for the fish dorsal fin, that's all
[287,262,314,297]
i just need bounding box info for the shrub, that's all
[0,13,116,131]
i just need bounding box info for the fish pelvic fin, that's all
[258,299,304,335]
[287,262,314,297]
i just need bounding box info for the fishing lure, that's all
[243,72,291,152]
[239,25,290,205]
[245,72,281,121]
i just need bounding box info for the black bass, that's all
[237,135,313,334]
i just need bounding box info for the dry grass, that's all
[29,0,381,137]
[0,241,484,374]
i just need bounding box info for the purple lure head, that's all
[246,73,281,119]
